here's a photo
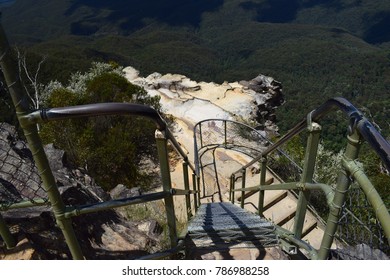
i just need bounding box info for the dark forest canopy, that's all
[1,0,389,139]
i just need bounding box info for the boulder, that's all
[330,243,389,260]
[44,143,66,172]
[110,184,141,199]
[137,220,163,238]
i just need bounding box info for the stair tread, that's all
[186,202,279,249]
[282,212,318,235]
[188,202,274,232]
[263,196,297,225]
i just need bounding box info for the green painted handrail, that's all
[231,97,390,174]
[225,97,390,259]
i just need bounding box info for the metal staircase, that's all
[0,19,389,260]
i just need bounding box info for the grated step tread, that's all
[186,202,279,249]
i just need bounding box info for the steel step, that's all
[186,202,279,249]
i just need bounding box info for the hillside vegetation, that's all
[40,63,161,191]
[1,0,389,140]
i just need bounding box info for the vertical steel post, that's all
[0,213,16,248]
[192,173,198,211]
[197,176,201,205]
[155,130,178,248]
[198,123,203,147]
[240,169,246,209]
[202,164,206,197]
[0,21,84,259]
[231,174,236,203]
[258,156,267,216]
[182,161,192,220]
[293,122,321,238]
[344,160,390,240]
[229,175,233,201]
[317,129,362,259]
[224,120,227,148]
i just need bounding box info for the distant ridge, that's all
[0,0,15,8]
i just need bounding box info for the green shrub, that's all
[40,63,161,191]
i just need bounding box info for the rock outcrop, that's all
[0,123,164,259]
[124,67,284,137]
[239,75,284,131]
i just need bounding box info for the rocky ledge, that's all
[124,67,284,137]
[0,123,164,260]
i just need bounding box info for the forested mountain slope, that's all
[1,0,389,138]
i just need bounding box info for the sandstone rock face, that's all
[124,66,284,136]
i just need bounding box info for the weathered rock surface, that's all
[0,123,45,203]
[330,243,389,260]
[124,66,284,137]
[0,123,164,259]
[239,74,284,128]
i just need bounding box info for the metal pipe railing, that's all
[26,103,197,174]
[33,103,166,130]
[30,102,200,211]
[64,191,170,218]
[0,199,49,211]
[1,20,84,259]
[231,97,390,175]
[197,97,389,259]
[232,182,334,207]
[343,159,390,242]
[1,20,200,257]
[293,120,321,239]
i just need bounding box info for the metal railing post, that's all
[0,21,84,260]
[293,121,321,238]
[229,175,233,201]
[318,129,362,259]
[192,173,198,211]
[231,174,236,203]
[343,160,390,240]
[258,156,267,216]
[182,161,192,220]
[240,169,246,209]
[198,123,203,147]
[224,120,227,148]
[0,213,16,248]
[25,127,85,260]
[197,176,201,205]
[155,130,178,248]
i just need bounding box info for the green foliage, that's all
[40,64,161,191]
[3,0,390,156]
[281,132,389,218]
[284,135,306,165]
[0,83,17,125]
[359,147,390,209]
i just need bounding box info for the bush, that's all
[40,63,161,191]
